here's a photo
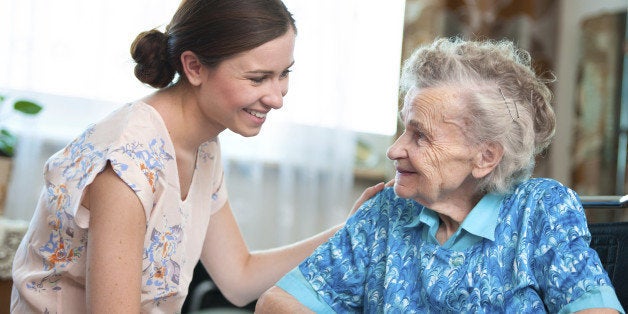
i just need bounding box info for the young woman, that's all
[10,0,383,312]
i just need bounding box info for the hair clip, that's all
[499,88,519,121]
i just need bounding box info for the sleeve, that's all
[281,191,387,313]
[276,268,336,313]
[107,143,158,220]
[44,126,156,229]
[530,181,624,313]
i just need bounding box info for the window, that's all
[0,0,404,136]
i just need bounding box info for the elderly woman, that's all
[255,38,625,313]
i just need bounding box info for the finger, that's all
[354,182,384,207]
[363,182,385,198]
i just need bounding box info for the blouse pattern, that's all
[11,102,228,313]
[298,178,618,313]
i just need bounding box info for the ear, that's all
[180,51,204,86]
[471,142,504,179]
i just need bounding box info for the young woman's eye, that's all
[280,69,292,78]
[249,77,265,84]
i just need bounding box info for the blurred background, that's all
[0,0,626,294]
[0,0,627,312]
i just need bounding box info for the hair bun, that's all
[130,29,175,88]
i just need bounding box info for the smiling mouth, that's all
[244,108,267,119]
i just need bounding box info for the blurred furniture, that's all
[588,221,628,309]
[572,11,628,198]
[582,195,628,309]
[581,195,628,209]
[582,194,628,223]
[0,218,29,314]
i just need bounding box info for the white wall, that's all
[552,0,628,185]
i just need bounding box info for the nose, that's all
[261,79,288,109]
[386,133,408,161]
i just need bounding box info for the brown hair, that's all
[131,0,296,88]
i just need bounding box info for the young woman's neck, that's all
[145,81,223,153]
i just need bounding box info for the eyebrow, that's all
[398,110,422,129]
[407,119,424,132]
[398,111,423,131]
[245,61,295,75]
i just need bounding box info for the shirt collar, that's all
[404,193,505,241]
[460,193,505,241]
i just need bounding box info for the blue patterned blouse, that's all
[277,178,624,313]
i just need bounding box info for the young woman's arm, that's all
[201,182,385,306]
[85,164,146,313]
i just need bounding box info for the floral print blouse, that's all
[11,101,228,313]
[277,179,624,313]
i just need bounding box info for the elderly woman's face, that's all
[387,86,482,206]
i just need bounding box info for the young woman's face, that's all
[198,28,296,137]
[386,86,481,207]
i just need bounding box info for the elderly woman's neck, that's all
[433,191,485,245]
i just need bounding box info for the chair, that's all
[582,195,628,309]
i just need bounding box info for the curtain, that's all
[0,0,405,249]
[221,124,356,249]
